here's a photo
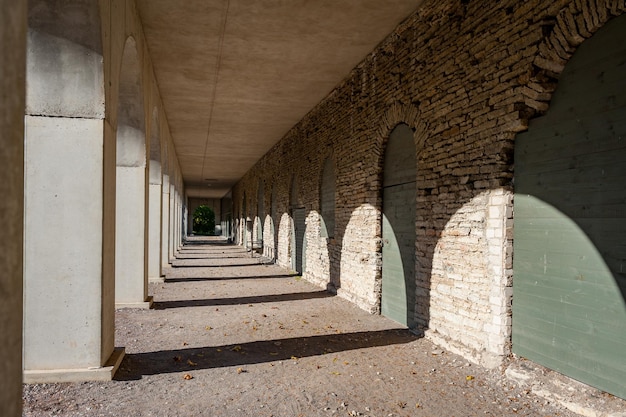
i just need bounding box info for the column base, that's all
[115,295,153,309]
[23,347,125,384]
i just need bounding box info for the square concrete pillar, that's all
[23,116,124,383]
[115,163,152,308]
[148,161,163,282]
[161,174,170,268]
[169,183,176,262]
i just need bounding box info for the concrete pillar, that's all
[174,188,182,257]
[23,2,123,382]
[169,183,176,261]
[161,174,171,268]
[148,161,163,282]
[114,37,151,309]
[115,138,150,308]
[0,0,25,414]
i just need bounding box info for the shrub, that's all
[193,205,215,235]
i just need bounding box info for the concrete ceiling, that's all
[136,0,421,198]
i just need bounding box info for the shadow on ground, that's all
[171,261,272,268]
[114,328,418,380]
[164,273,299,283]
[152,290,334,309]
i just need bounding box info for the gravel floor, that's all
[23,236,625,417]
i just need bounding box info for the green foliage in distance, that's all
[193,205,215,235]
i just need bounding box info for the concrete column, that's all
[0,1,25,414]
[115,125,151,309]
[169,183,176,261]
[114,36,151,310]
[175,190,181,252]
[178,192,184,248]
[23,8,123,382]
[161,174,170,268]
[148,161,163,282]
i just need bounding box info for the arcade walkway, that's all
[22,238,611,416]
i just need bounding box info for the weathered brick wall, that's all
[232,0,625,367]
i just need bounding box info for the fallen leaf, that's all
[216,349,222,352]
[182,342,188,346]
[291,356,298,360]
[466,375,475,381]
[173,356,182,362]
[269,352,279,356]
[183,374,193,380]
[330,371,341,376]
[231,345,242,352]
[236,367,246,374]
[205,326,212,330]
[187,359,197,366]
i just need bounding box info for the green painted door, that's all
[513,14,626,399]
[382,124,416,328]
[292,208,306,274]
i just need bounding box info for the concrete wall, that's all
[233,0,626,368]
[0,1,26,414]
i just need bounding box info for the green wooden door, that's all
[292,208,306,274]
[382,124,416,328]
[513,14,626,399]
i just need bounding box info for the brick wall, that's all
[232,0,625,367]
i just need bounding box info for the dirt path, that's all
[23,237,624,416]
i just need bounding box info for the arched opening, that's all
[513,14,626,399]
[381,123,417,328]
[115,36,150,308]
[262,184,275,259]
[192,205,216,235]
